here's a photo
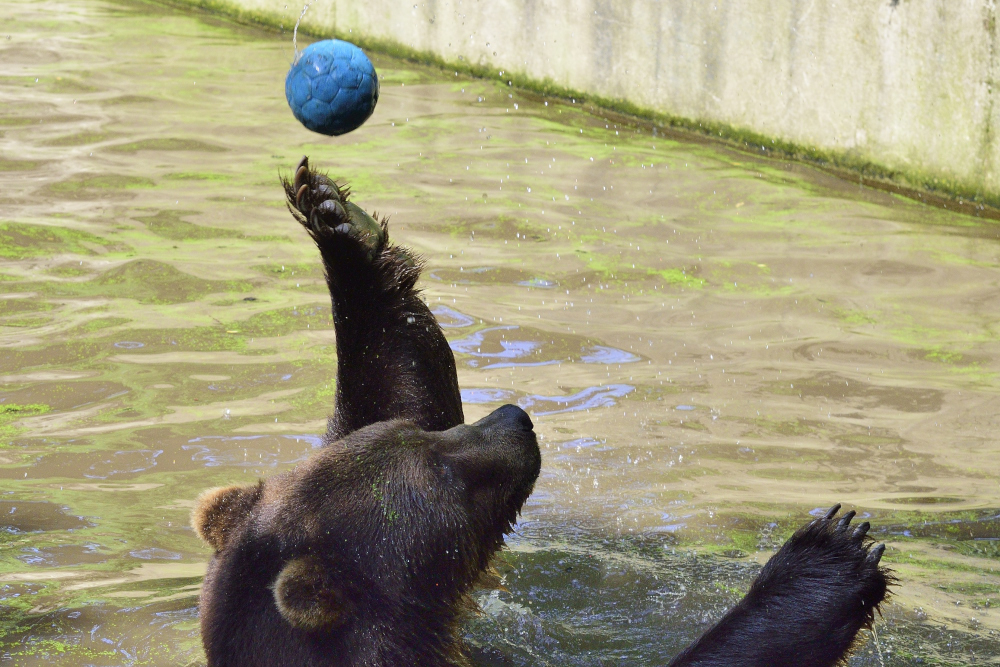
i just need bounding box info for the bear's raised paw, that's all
[668,504,893,667]
[755,503,890,623]
[282,155,386,261]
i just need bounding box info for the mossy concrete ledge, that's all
[171,0,1000,208]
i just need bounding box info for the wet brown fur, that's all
[193,157,539,667]
[191,483,261,552]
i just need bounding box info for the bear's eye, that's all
[424,450,458,486]
[433,457,456,484]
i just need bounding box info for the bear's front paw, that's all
[760,504,891,624]
[283,155,386,260]
[668,506,894,667]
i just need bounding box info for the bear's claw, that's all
[283,155,386,260]
[803,505,882,556]
[836,509,856,531]
[852,521,871,539]
[782,505,892,617]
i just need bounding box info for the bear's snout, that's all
[458,404,540,493]
[475,404,533,433]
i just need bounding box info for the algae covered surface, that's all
[1,0,999,664]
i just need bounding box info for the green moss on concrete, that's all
[0,298,56,318]
[235,303,331,338]
[26,260,255,305]
[0,404,50,446]
[133,210,244,241]
[65,317,133,335]
[164,171,232,182]
[0,158,45,172]
[45,173,156,199]
[0,222,130,259]
[42,130,121,147]
[106,137,227,153]
[153,0,1000,219]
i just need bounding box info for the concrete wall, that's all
[210,0,1000,201]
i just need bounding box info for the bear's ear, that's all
[191,484,260,552]
[273,555,350,631]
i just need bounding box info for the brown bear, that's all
[191,157,890,667]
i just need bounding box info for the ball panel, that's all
[330,60,349,87]
[303,52,330,75]
[299,99,330,132]
[285,39,379,136]
[340,72,363,90]
[287,70,312,108]
[312,74,338,103]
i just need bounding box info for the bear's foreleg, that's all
[667,505,891,667]
[283,156,464,439]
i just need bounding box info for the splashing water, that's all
[291,0,311,64]
[2,0,1000,662]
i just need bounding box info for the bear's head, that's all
[191,404,540,666]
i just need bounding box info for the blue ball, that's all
[285,40,379,136]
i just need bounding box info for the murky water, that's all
[2,0,999,664]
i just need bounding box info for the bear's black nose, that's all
[478,404,533,432]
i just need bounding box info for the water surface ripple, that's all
[1,0,998,663]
